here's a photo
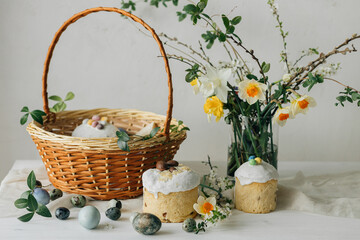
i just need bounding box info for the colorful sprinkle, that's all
[87,119,93,126]
[249,159,257,165]
[255,157,262,164]
[248,156,256,161]
[101,117,108,122]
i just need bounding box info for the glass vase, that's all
[227,116,278,177]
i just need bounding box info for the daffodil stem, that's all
[228,84,260,157]
[199,183,222,196]
[269,119,276,168]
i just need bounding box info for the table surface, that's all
[1,160,360,240]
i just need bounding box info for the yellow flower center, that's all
[279,113,289,121]
[298,99,309,109]
[246,83,259,97]
[190,78,198,86]
[202,202,214,214]
[204,96,224,122]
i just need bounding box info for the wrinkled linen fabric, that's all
[277,171,360,218]
[1,166,360,219]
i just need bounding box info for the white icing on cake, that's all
[142,165,200,198]
[72,119,118,138]
[234,161,279,186]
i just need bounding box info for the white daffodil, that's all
[193,196,216,216]
[282,73,292,82]
[198,66,231,103]
[273,106,293,127]
[290,95,317,115]
[238,79,267,105]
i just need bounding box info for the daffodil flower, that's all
[198,66,231,103]
[190,78,200,95]
[204,96,224,122]
[290,95,317,115]
[273,106,293,126]
[193,196,216,216]
[238,79,267,105]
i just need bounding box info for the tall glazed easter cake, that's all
[234,157,279,213]
[142,160,200,223]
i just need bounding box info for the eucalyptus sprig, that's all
[49,91,75,113]
[170,120,190,132]
[142,127,160,140]
[14,171,52,222]
[116,131,130,152]
[335,87,360,107]
[20,107,46,125]
[20,91,75,125]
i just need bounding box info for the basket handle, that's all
[42,7,173,140]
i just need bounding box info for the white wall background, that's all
[0,0,359,181]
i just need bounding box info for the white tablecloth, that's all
[1,160,360,240]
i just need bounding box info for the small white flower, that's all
[273,106,294,127]
[282,73,292,82]
[290,95,317,115]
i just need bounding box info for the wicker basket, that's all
[26,7,186,200]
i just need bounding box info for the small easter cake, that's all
[142,160,200,223]
[72,115,119,138]
[234,156,279,214]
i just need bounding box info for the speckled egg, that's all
[105,207,121,220]
[108,199,122,209]
[71,195,86,208]
[182,218,196,232]
[50,189,63,201]
[78,206,101,229]
[132,213,161,235]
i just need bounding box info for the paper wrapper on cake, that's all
[234,160,279,214]
[143,187,198,223]
[142,165,200,223]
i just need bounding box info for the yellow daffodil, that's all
[193,196,216,216]
[190,78,200,94]
[204,96,224,122]
[238,79,267,105]
[290,95,317,115]
[273,106,293,127]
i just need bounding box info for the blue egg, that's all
[118,128,127,134]
[78,206,101,229]
[32,188,50,205]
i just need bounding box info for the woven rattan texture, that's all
[27,8,186,200]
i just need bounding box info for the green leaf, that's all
[172,0,178,6]
[59,102,67,112]
[30,110,46,125]
[183,4,197,14]
[117,140,130,152]
[336,96,346,102]
[231,16,242,25]
[27,194,38,212]
[14,198,28,209]
[21,190,31,199]
[27,171,36,190]
[197,0,208,10]
[261,63,271,73]
[351,92,360,101]
[21,106,29,113]
[64,91,75,101]
[178,120,183,125]
[116,131,130,142]
[246,74,258,80]
[222,15,230,28]
[36,204,52,218]
[20,113,29,125]
[346,96,353,103]
[226,25,235,34]
[176,11,187,21]
[149,127,160,138]
[358,101,360,107]
[180,127,190,131]
[49,95,62,102]
[51,102,62,113]
[218,32,227,42]
[18,212,35,222]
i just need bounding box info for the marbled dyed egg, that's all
[132,213,161,235]
[78,206,101,229]
[182,218,196,232]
